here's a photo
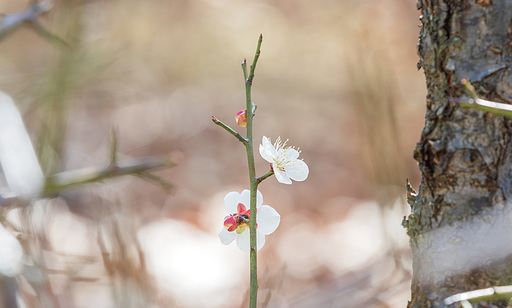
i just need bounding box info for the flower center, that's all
[273,148,294,171]
[223,203,255,234]
[271,136,300,171]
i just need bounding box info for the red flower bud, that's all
[235,110,247,127]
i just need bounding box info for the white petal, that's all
[274,168,292,184]
[219,228,236,245]
[257,205,280,235]
[239,189,263,209]
[256,190,263,208]
[259,136,277,163]
[256,231,266,251]
[224,191,241,214]
[259,144,275,164]
[236,229,251,252]
[262,136,272,148]
[283,148,300,160]
[235,229,266,252]
[285,160,309,182]
[240,189,251,208]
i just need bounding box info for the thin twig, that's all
[109,128,119,165]
[242,58,248,82]
[245,34,263,308]
[0,0,69,49]
[214,35,264,308]
[256,170,274,184]
[211,116,247,143]
[136,171,174,194]
[44,156,176,195]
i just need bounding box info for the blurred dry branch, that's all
[35,0,81,177]
[0,145,178,207]
[44,155,177,195]
[0,0,68,48]
[98,207,165,308]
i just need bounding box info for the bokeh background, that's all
[0,0,426,307]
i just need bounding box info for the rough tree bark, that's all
[403,1,512,307]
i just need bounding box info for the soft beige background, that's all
[0,0,425,307]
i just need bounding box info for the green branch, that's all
[256,170,274,184]
[243,34,263,308]
[211,116,247,143]
[214,34,265,308]
[247,34,263,85]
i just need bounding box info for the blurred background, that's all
[0,0,426,307]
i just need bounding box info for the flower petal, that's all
[256,231,266,251]
[236,228,250,252]
[259,136,277,163]
[256,190,263,208]
[257,205,281,235]
[239,189,263,208]
[235,229,266,252]
[261,135,272,148]
[240,189,250,208]
[237,203,247,213]
[274,168,292,184]
[283,148,300,160]
[285,160,309,182]
[219,228,236,245]
[224,191,241,214]
[259,146,275,164]
[224,216,237,231]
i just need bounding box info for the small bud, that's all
[235,110,247,127]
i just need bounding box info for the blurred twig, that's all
[0,0,69,49]
[44,155,177,195]
[135,171,174,194]
[36,0,81,177]
[0,154,178,207]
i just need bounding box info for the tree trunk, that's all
[404,1,512,307]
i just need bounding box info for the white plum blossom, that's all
[259,136,309,185]
[219,189,280,252]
